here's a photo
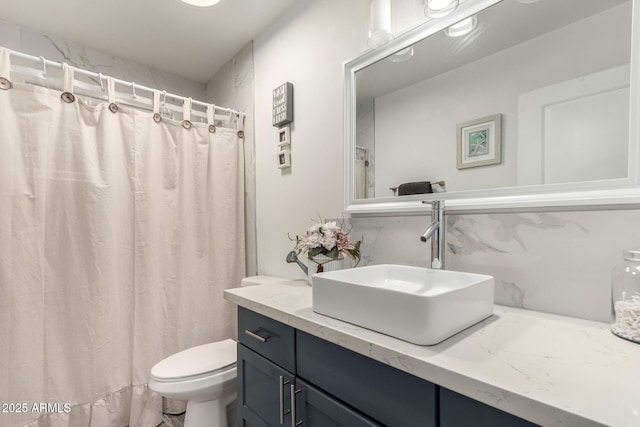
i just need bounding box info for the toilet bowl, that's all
[149,276,285,427]
[149,339,237,427]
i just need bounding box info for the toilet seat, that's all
[151,339,237,383]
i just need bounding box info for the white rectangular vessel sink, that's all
[312,264,494,345]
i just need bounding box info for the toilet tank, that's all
[240,276,288,287]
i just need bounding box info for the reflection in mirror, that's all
[354,0,632,200]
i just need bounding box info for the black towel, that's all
[397,181,432,196]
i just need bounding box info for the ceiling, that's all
[0,0,301,83]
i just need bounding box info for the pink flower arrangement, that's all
[293,220,361,264]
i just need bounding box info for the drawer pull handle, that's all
[244,329,270,342]
[279,375,291,425]
[290,384,303,426]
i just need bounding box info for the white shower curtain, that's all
[0,49,245,427]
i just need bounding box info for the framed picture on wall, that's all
[278,126,291,147]
[456,114,502,169]
[277,149,291,169]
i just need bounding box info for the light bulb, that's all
[424,0,459,18]
[179,0,221,7]
[388,47,414,63]
[445,16,477,37]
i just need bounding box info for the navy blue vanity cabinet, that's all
[238,307,296,426]
[237,345,381,427]
[296,330,437,427]
[440,388,539,427]
[237,307,539,427]
[237,308,381,427]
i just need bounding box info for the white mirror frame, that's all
[344,0,640,214]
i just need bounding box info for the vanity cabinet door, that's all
[440,388,539,427]
[238,343,293,427]
[293,378,382,427]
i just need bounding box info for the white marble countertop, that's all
[224,279,640,427]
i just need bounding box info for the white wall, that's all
[374,4,630,195]
[253,0,369,279]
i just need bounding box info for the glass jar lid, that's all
[623,249,640,260]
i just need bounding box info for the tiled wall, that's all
[205,42,257,277]
[0,18,205,99]
[350,208,640,323]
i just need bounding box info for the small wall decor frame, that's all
[277,149,291,169]
[278,126,291,147]
[456,114,502,170]
[273,82,294,127]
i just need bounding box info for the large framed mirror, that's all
[344,0,640,214]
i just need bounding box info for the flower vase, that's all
[307,254,345,285]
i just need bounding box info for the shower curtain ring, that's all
[182,97,192,129]
[208,105,217,133]
[0,77,11,90]
[39,56,47,76]
[161,90,167,106]
[132,82,138,99]
[98,73,105,91]
[60,63,75,103]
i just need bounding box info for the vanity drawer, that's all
[238,307,296,373]
[440,388,539,427]
[296,331,437,427]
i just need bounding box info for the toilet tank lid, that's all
[151,339,236,381]
[241,275,290,287]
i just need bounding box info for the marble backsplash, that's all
[349,208,640,323]
[0,18,205,99]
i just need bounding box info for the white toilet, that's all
[149,276,284,427]
[149,339,237,427]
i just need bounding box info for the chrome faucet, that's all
[420,200,444,269]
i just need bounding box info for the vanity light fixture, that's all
[179,0,221,7]
[445,16,477,37]
[424,0,459,18]
[368,0,395,48]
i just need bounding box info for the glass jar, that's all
[611,249,640,343]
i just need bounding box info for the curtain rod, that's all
[8,49,244,117]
